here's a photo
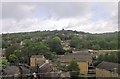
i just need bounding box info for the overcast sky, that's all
[1,2,118,33]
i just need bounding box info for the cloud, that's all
[2,2,118,33]
[2,2,92,19]
[2,2,36,20]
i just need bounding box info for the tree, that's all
[0,57,9,69]
[67,60,80,78]
[2,40,7,48]
[95,51,118,66]
[5,44,20,59]
[70,36,83,49]
[49,36,64,55]
[117,51,120,64]
[94,54,104,66]
[104,52,118,63]
[22,40,51,64]
[9,54,18,64]
[23,40,50,55]
[109,40,117,49]
[92,44,100,50]
[43,52,56,60]
[98,38,108,49]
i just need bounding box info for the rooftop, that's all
[96,61,120,74]
[36,60,45,66]
[58,53,92,63]
[4,66,20,75]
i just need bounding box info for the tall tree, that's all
[70,36,83,49]
[67,60,80,78]
[49,36,64,55]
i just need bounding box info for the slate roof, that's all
[39,63,53,73]
[4,66,20,75]
[58,53,92,63]
[38,63,60,77]
[36,60,45,66]
[96,61,120,74]
[19,66,31,74]
[4,64,31,76]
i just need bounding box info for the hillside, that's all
[2,30,119,50]
[1,30,119,67]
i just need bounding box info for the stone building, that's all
[96,61,120,77]
[30,55,46,67]
[58,53,92,75]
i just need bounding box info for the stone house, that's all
[30,55,46,67]
[58,53,92,75]
[96,61,120,77]
[2,64,31,78]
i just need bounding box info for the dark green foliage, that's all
[118,51,120,64]
[48,36,64,55]
[118,32,120,49]
[5,44,20,59]
[9,54,18,64]
[94,51,119,66]
[21,40,51,64]
[92,44,100,50]
[67,60,80,78]
[2,40,7,48]
[70,36,83,49]
[43,52,56,60]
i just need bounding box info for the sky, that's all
[1,1,118,34]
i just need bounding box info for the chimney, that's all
[113,68,118,77]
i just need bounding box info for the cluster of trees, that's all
[4,35,65,64]
[70,32,118,50]
[70,36,83,49]
[94,51,119,66]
